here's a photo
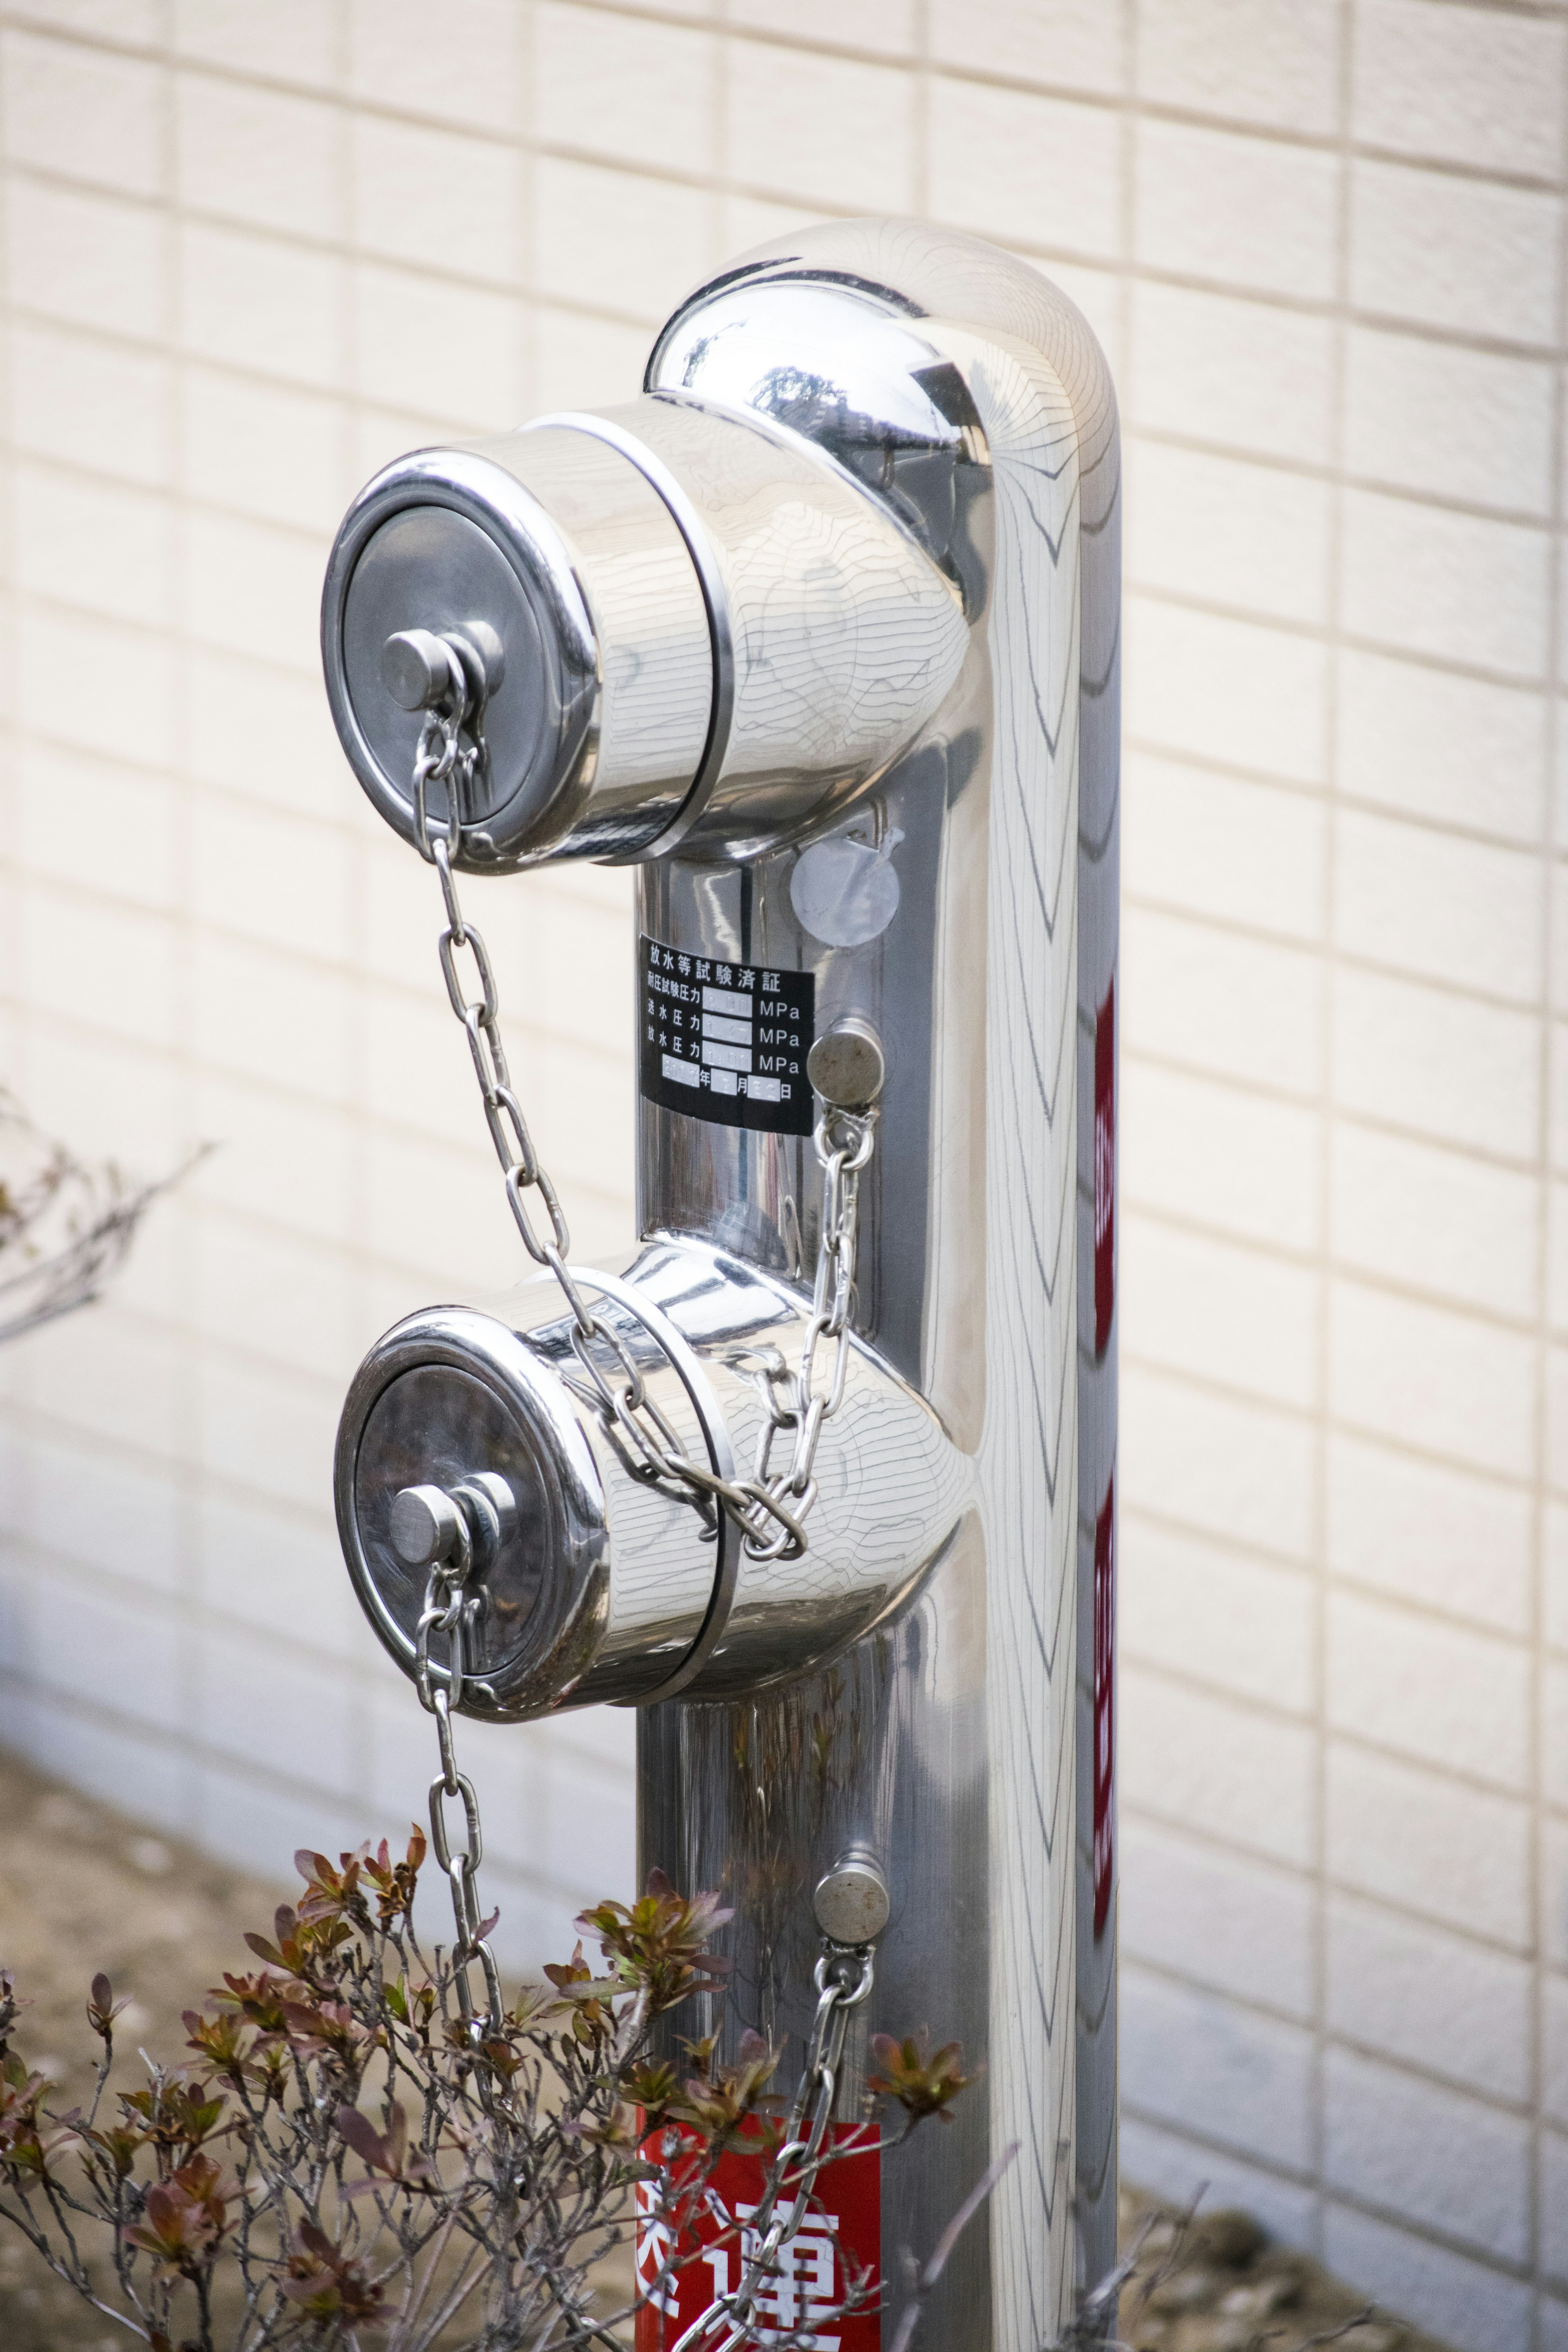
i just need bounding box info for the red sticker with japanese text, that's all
[635,2125,880,2351]
[1094,976,1115,1358]
[1093,1476,1115,1940]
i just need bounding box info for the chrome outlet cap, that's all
[333,1297,722,1721]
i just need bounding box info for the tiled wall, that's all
[0,0,1565,2342]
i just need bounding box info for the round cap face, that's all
[350,1361,552,1693]
[341,506,550,842]
[321,450,597,869]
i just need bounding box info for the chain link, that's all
[668,1942,877,2352]
[408,684,875,1569]
[413,1550,505,2044]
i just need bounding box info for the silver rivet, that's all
[381,629,459,712]
[813,1850,891,1947]
[807,1018,885,1110]
[389,1483,464,1570]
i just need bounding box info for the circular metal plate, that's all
[341,508,551,843]
[321,448,598,870]
[351,1362,552,1687]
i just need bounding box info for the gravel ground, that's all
[0,1747,1458,2351]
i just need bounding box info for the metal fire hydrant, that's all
[320,218,1120,2348]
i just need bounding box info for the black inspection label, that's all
[639,934,815,1137]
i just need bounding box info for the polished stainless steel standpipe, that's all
[321,219,1119,2346]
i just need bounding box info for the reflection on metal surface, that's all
[324,216,1118,2347]
[335,1237,970,1718]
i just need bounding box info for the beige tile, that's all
[1350,158,1559,346]
[1341,489,1550,683]
[1121,2117,1318,2248]
[195,1354,339,1515]
[176,71,341,242]
[13,459,172,628]
[531,304,649,413]
[727,41,914,212]
[730,0,915,53]
[185,646,349,816]
[1127,439,1331,624]
[1336,650,1546,846]
[1125,1060,1320,1250]
[1544,1185,1568,1339]
[16,741,177,915]
[930,79,1118,258]
[1329,1277,1535,1479]
[9,321,170,485]
[534,4,717,176]
[930,0,1123,91]
[1345,327,1554,518]
[2,29,163,198]
[1331,1121,1539,1320]
[1128,280,1334,466]
[1120,1818,1313,2015]
[1327,1892,1530,2103]
[21,882,179,1053]
[1125,1966,1314,2170]
[1327,1739,1529,1945]
[1332,963,1539,1160]
[36,0,163,36]
[361,987,483,1143]
[1137,0,1339,136]
[7,177,168,339]
[1334,808,1541,1003]
[1546,1660,1568,1811]
[1542,2134,1568,2295]
[1125,596,1328,784]
[31,1572,182,1726]
[191,800,352,964]
[195,1623,358,1796]
[1135,118,1338,301]
[198,1493,361,1664]
[352,260,521,425]
[175,0,341,89]
[348,0,520,131]
[181,368,347,532]
[190,931,352,1105]
[364,1124,525,1290]
[1548,1503,1568,1656]
[1122,1363,1316,1561]
[1125,906,1323,1094]
[1327,1432,1531,1637]
[191,1076,355,1250]
[534,158,715,326]
[1353,0,1566,180]
[180,221,344,388]
[1541,1347,1568,1501]
[184,510,329,676]
[351,112,521,286]
[1123,1519,1314,1710]
[1327,1587,1529,1791]
[1325,2046,1529,2263]
[16,604,173,768]
[192,1209,359,1386]
[22,1434,180,1597]
[1123,1212,1319,1408]
[1121,1666,1316,1864]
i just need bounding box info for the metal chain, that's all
[408,666,877,1567]
[413,1545,505,2043]
[669,1942,877,2352]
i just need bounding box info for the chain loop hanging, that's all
[666,1940,878,2352]
[406,683,877,1570]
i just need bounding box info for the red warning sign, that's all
[1093,1476,1115,1940]
[635,2125,881,2350]
[1094,976,1115,1358]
